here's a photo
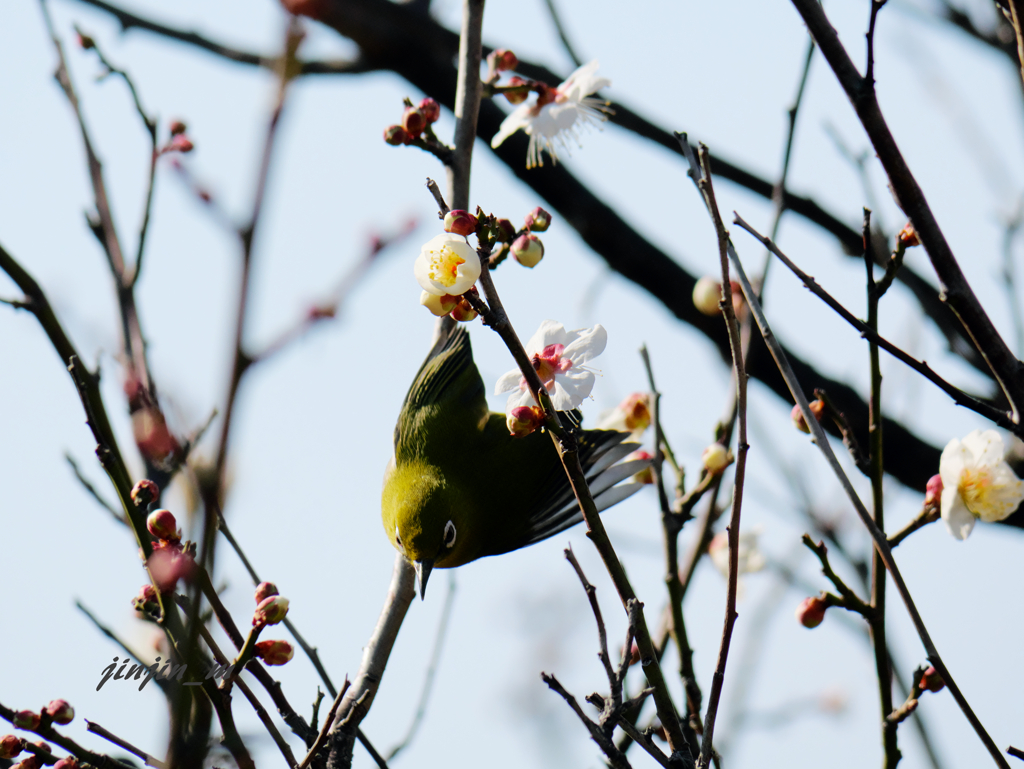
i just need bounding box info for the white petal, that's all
[524,320,569,355]
[939,437,969,488]
[558,60,609,101]
[963,429,1005,467]
[976,463,1024,521]
[494,369,524,395]
[553,370,595,409]
[490,105,534,149]
[414,253,445,296]
[505,389,534,413]
[941,488,976,540]
[563,324,607,364]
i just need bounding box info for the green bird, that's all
[382,324,647,598]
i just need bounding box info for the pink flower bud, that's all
[253,595,290,627]
[627,641,641,666]
[795,596,828,628]
[495,218,516,243]
[402,107,426,138]
[488,49,518,72]
[132,407,180,465]
[147,509,179,541]
[32,741,51,754]
[692,276,722,316]
[12,711,39,730]
[169,120,187,136]
[622,393,651,432]
[131,479,160,508]
[511,234,544,268]
[254,582,279,604]
[503,77,529,105]
[524,206,551,232]
[16,757,43,769]
[384,125,410,146]
[54,759,81,769]
[924,474,943,508]
[449,297,478,323]
[45,700,74,725]
[418,98,440,123]
[791,400,825,434]
[135,583,158,605]
[507,406,544,437]
[166,134,194,154]
[147,541,196,592]
[627,450,654,485]
[254,640,294,666]
[701,443,730,475]
[0,735,22,759]
[444,209,478,237]
[919,666,944,693]
[420,291,460,317]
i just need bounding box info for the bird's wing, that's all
[477,420,648,555]
[394,324,488,462]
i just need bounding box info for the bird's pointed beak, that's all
[414,559,434,600]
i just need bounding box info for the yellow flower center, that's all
[427,245,465,288]
[958,466,994,516]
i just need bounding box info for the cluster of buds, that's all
[692,276,744,317]
[252,582,290,628]
[483,48,547,108]
[143,508,196,593]
[383,97,441,146]
[159,119,194,155]
[795,595,829,628]
[791,399,826,434]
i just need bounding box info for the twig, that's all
[640,346,702,726]
[85,720,167,769]
[540,674,631,769]
[446,0,484,211]
[887,505,941,549]
[0,700,135,769]
[732,215,1013,430]
[299,679,351,769]
[327,554,417,768]
[692,147,750,769]
[541,0,584,67]
[66,452,123,523]
[800,536,875,618]
[1009,746,1024,760]
[790,0,1024,426]
[386,573,456,761]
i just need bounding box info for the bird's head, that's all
[382,460,469,599]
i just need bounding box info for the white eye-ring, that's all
[443,520,456,548]
[395,525,402,547]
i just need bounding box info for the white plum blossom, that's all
[495,320,606,412]
[490,60,611,169]
[708,527,765,578]
[414,233,481,297]
[939,429,1024,540]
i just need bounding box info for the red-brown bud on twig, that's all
[795,596,828,628]
[524,206,551,232]
[169,120,187,136]
[791,400,825,434]
[444,209,478,237]
[54,758,81,769]
[131,479,160,508]
[487,49,518,73]
[254,582,279,604]
[0,735,22,759]
[402,107,426,138]
[511,234,544,268]
[418,98,440,123]
[924,474,943,509]
[919,666,945,693]
[383,125,410,146]
[503,77,530,105]
[147,509,179,542]
[254,640,294,666]
[898,222,920,248]
[12,711,39,730]
[253,596,290,627]
[44,700,73,725]
[507,406,544,438]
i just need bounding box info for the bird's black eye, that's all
[395,525,402,547]
[443,520,456,548]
